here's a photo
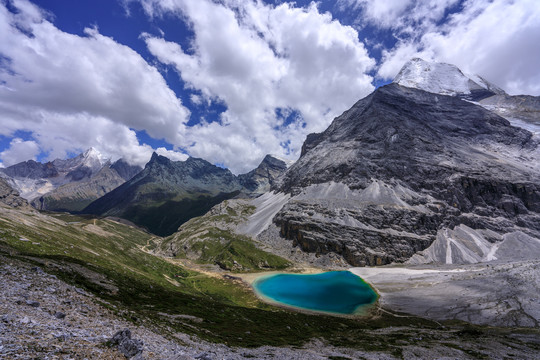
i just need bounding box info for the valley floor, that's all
[2,254,540,360]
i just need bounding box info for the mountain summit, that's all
[238,155,289,195]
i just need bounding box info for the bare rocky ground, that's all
[352,260,540,328]
[3,255,540,360]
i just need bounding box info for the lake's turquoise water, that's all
[253,271,378,315]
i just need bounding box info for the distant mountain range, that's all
[1,147,290,236]
[0,148,142,212]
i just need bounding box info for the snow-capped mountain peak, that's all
[81,147,109,167]
[53,147,109,173]
[393,58,505,98]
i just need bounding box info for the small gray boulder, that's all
[110,328,144,359]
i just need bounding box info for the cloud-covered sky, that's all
[0,0,538,172]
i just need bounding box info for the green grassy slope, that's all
[157,200,290,271]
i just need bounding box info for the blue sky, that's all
[1,0,539,173]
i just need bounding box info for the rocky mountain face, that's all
[110,158,143,181]
[31,164,127,212]
[83,153,245,236]
[238,155,289,195]
[0,178,30,209]
[0,148,108,201]
[52,147,109,181]
[1,148,142,212]
[270,78,539,266]
[1,160,59,179]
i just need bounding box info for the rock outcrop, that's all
[110,329,144,359]
[0,178,30,208]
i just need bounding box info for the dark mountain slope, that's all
[110,158,143,181]
[83,153,243,236]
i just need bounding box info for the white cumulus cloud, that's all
[138,0,376,173]
[0,0,190,166]
[0,138,40,166]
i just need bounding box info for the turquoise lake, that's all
[253,271,378,315]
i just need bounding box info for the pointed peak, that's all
[84,146,98,154]
[262,154,278,162]
[146,152,171,168]
[262,154,294,168]
[185,156,215,166]
[81,147,109,165]
[82,147,99,159]
[394,58,472,96]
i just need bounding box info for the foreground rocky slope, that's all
[2,204,539,359]
[4,254,540,360]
